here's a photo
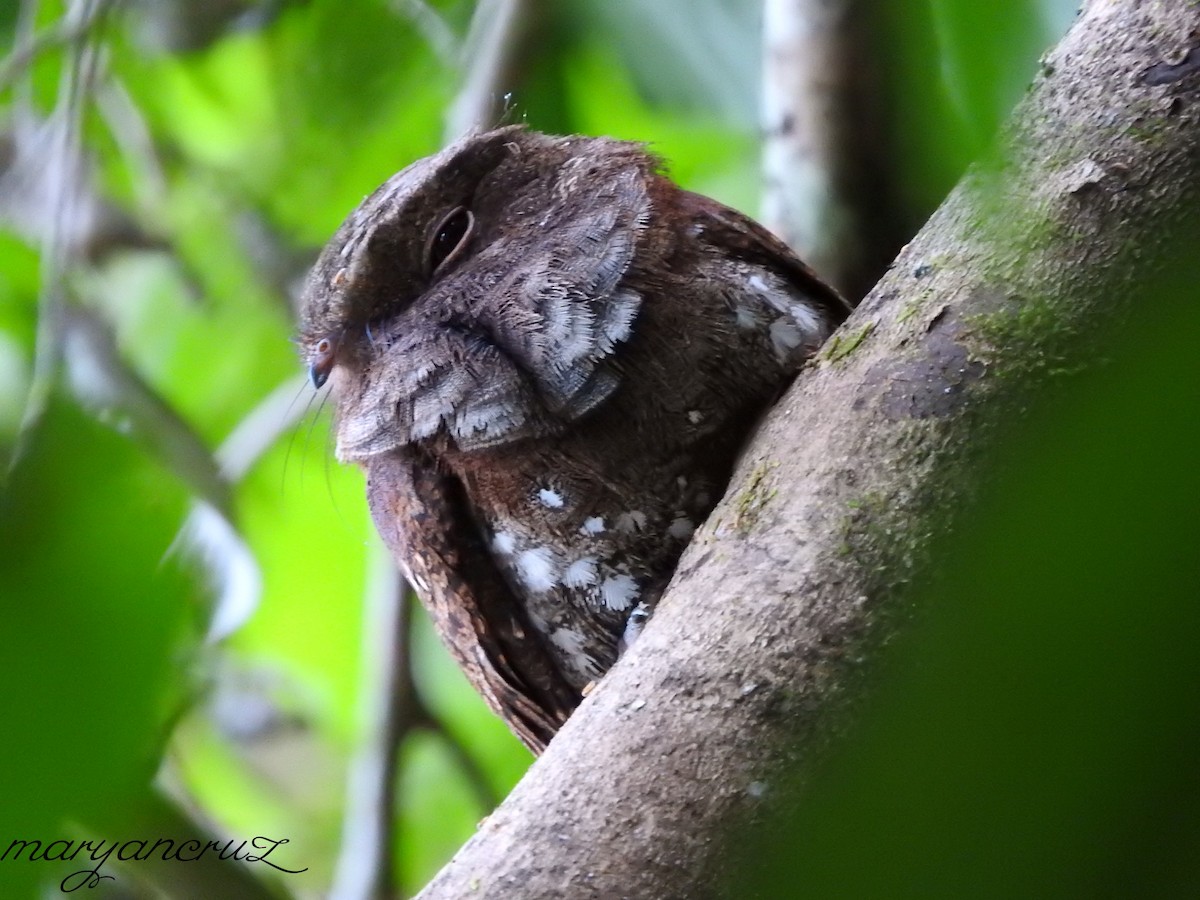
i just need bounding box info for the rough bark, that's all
[417,2,1200,897]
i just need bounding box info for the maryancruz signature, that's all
[2,834,308,892]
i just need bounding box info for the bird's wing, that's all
[677,187,852,321]
[365,445,579,753]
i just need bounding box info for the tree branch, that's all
[760,0,901,299]
[0,0,108,92]
[12,0,110,462]
[331,552,414,900]
[443,0,535,142]
[415,2,1200,897]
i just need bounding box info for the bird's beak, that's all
[309,335,337,389]
[309,361,332,390]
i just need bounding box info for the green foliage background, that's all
[6,1,1193,898]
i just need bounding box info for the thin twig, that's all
[391,0,459,66]
[61,305,232,512]
[331,543,418,900]
[760,0,900,300]
[10,0,40,121]
[215,373,315,482]
[95,77,168,210]
[418,706,502,815]
[444,0,535,141]
[174,374,319,642]
[12,0,112,465]
[0,0,108,92]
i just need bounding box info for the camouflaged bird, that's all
[297,127,849,752]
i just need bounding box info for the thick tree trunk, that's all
[417,2,1200,897]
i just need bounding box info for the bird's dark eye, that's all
[425,206,474,276]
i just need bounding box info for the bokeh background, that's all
[4,1,1196,897]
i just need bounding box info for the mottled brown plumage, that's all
[297,127,848,752]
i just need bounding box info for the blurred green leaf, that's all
[0,400,194,894]
[876,0,1072,221]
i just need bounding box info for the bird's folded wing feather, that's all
[364,446,579,753]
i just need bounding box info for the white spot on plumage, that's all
[564,556,599,588]
[769,317,806,361]
[491,531,516,555]
[550,627,587,657]
[620,600,651,652]
[668,516,695,540]
[600,573,639,611]
[550,628,605,681]
[516,547,557,593]
[735,303,764,330]
[526,608,550,633]
[748,273,769,292]
[537,487,565,509]
[580,516,606,535]
[788,301,825,338]
[687,409,704,425]
[615,511,647,534]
